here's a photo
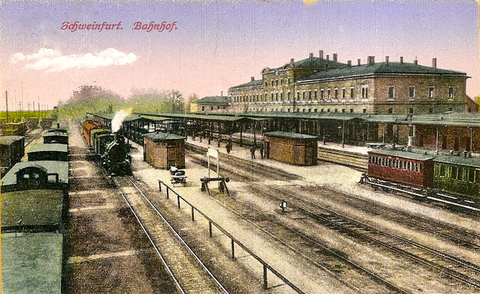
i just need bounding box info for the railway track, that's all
[363,178,480,213]
[294,184,480,252]
[111,175,229,294]
[186,145,480,293]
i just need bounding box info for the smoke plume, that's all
[112,109,132,132]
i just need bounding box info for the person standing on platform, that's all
[250,145,256,159]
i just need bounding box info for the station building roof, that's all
[2,161,69,186]
[140,115,170,122]
[92,113,142,122]
[143,132,185,142]
[264,131,318,140]
[1,135,24,145]
[193,96,229,105]
[93,111,479,128]
[264,55,346,73]
[298,61,467,84]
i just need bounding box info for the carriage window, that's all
[451,166,458,180]
[439,164,446,177]
[468,168,475,182]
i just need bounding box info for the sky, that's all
[1,0,478,111]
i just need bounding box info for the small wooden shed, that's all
[143,132,186,169]
[264,131,318,166]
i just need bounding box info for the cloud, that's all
[11,48,138,72]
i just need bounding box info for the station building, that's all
[228,51,468,115]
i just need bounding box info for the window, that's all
[314,90,317,100]
[361,86,369,98]
[449,87,454,98]
[350,87,354,99]
[388,108,393,114]
[409,108,414,114]
[350,109,354,113]
[342,88,346,99]
[428,87,435,98]
[321,89,324,100]
[327,89,331,99]
[334,88,338,99]
[409,87,415,98]
[451,166,458,180]
[388,86,395,99]
[429,107,434,114]
[363,108,367,114]
[308,90,312,100]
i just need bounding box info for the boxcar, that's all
[367,149,435,188]
[43,132,69,145]
[1,135,25,175]
[94,133,115,156]
[40,118,55,129]
[1,160,69,193]
[82,120,103,145]
[1,122,27,136]
[27,143,69,161]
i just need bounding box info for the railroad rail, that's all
[363,177,480,213]
[253,184,480,291]
[186,144,480,292]
[112,176,229,294]
[157,179,307,294]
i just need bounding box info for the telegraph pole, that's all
[5,91,9,122]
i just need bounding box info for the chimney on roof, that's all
[368,56,375,65]
[347,60,352,67]
[251,76,255,82]
[326,55,330,60]
[385,56,389,64]
[221,91,223,97]
[414,58,418,65]
[319,50,324,59]
[290,58,294,63]
[309,53,313,60]
[333,53,337,62]
[358,59,361,66]
[432,58,437,68]
[400,56,404,64]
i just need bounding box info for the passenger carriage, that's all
[366,149,435,189]
[434,153,480,198]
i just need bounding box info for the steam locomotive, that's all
[82,120,132,175]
